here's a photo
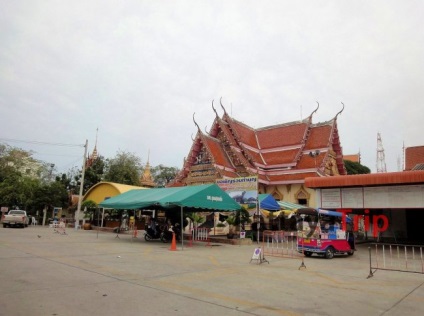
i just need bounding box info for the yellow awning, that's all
[281,209,297,217]
[260,209,283,218]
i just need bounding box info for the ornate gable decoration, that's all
[185,137,219,185]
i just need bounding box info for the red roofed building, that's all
[171,101,346,206]
[305,170,424,243]
[404,145,424,171]
[343,153,361,163]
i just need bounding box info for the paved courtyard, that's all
[0,226,423,316]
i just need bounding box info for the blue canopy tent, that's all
[318,209,352,223]
[258,194,280,211]
[289,208,353,224]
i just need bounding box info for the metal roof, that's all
[305,171,424,188]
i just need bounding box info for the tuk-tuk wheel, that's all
[325,247,335,259]
[347,250,354,256]
[304,251,313,257]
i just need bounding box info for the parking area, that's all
[0,226,423,316]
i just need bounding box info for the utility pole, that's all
[376,132,387,173]
[75,140,88,230]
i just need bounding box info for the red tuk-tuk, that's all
[296,208,355,259]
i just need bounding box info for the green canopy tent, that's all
[99,183,242,248]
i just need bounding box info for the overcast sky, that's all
[1,1,422,174]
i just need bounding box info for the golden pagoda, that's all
[140,151,156,188]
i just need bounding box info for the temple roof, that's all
[172,103,346,186]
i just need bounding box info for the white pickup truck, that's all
[2,210,29,228]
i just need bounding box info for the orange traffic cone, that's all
[169,232,177,251]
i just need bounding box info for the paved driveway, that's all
[0,226,423,316]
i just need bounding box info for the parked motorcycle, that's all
[161,224,181,243]
[144,225,164,242]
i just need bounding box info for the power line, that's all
[59,157,85,171]
[0,138,84,148]
[30,152,81,158]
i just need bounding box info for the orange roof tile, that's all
[256,122,308,148]
[261,148,299,165]
[304,124,333,150]
[343,154,360,163]
[204,136,232,168]
[230,119,258,148]
[244,148,264,165]
[296,152,325,169]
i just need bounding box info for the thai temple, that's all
[139,152,156,188]
[171,101,347,207]
[85,128,99,169]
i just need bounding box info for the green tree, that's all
[31,181,69,215]
[225,209,251,235]
[104,151,142,185]
[0,144,36,172]
[186,212,206,230]
[0,144,69,214]
[56,172,75,193]
[0,171,27,209]
[61,166,82,195]
[17,177,40,212]
[83,155,105,193]
[344,160,371,175]
[81,199,98,220]
[151,165,179,187]
[38,162,57,183]
[234,208,251,229]
[225,215,237,235]
[0,144,41,210]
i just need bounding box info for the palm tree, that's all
[187,212,206,230]
[81,200,97,221]
[225,215,237,238]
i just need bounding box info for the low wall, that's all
[209,236,252,245]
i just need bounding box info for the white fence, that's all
[187,228,211,247]
[262,230,303,259]
[367,243,424,278]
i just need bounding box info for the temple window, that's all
[295,188,309,206]
[272,191,283,201]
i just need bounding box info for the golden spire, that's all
[140,150,156,188]
[91,128,98,160]
[85,128,99,169]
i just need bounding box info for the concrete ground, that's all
[0,226,423,316]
